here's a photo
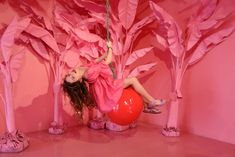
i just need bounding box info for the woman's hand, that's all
[95,51,108,63]
[105,41,113,65]
[95,41,113,64]
[107,41,112,49]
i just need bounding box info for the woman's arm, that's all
[95,51,108,63]
[104,41,112,65]
[95,41,113,64]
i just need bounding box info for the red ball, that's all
[107,87,143,125]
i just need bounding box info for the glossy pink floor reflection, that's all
[1,122,235,157]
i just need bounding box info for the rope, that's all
[105,0,116,79]
[106,0,110,42]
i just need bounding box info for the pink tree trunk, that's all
[0,67,29,153]
[162,63,182,136]
[48,61,65,135]
[3,73,15,133]
[53,82,61,124]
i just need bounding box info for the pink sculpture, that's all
[23,23,68,135]
[51,0,160,131]
[13,2,73,134]
[0,17,30,152]
[150,0,234,136]
[71,0,157,79]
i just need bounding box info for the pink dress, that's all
[85,61,124,112]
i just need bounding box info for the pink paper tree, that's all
[51,0,160,130]
[0,17,30,153]
[150,0,234,136]
[1,1,165,135]
[67,0,158,79]
[22,23,72,135]
[53,0,105,61]
[18,1,106,134]
[13,2,76,134]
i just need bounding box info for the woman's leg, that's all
[124,77,163,114]
[124,77,165,106]
[124,77,155,103]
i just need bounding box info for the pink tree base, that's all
[0,130,29,153]
[105,121,130,131]
[48,121,66,135]
[88,118,137,131]
[105,121,137,131]
[161,127,180,137]
[88,118,106,130]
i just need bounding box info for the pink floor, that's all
[1,122,235,157]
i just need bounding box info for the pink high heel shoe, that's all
[143,107,161,114]
[143,99,166,114]
[147,99,166,109]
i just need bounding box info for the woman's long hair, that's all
[63,79,95,114]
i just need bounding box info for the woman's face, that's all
[65,68,83,83]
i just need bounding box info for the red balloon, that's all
[107,87,143,125]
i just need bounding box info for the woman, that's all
[63,41,165,115]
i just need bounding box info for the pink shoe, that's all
[87,118,106,130]
[148,99,166,109]
[143,107,161,114]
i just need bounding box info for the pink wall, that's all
[180,32,235,145]
[0,0,235,146]
[138,0,235,145]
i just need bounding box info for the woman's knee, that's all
[130,77,138,84]
[124,77,137,88]
[132,77,138,81]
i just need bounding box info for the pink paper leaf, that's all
[109,24,123,55]
[153,31,168,48]
[122,34,134,55]
[186,25,201,51]
[188,27,235,65]
[54,6,74,33]
[198,19,218,30]
[126,47,153,66]
[1,17,31,62]
[150,1,184,57]
[63,49,80,68]
[186,19,224,51]
[123,15,155,53]
[20,2,53,32]
[122,30,142,55]
[149,1,173,22]
[54,32,68,46]
[187,16,230,51]
[74,28,102,42]
[9,46,25,82]
[60,12,79,27]
[65,35,75,50]
[79,44,99,60]
[128,14,155,35]
[186,0,220,50]
[79,51,92,61]
[118,0,139,30]
[167,22,184,57]
[113,40,123,56]
[128,62,157,78]
[73,0,106,13]
[29,38,50,61]
[89,12,105,23]
[197,0,218,21]
[25,23,60,54]
[43,17,53,32]
[55,18,73,33]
